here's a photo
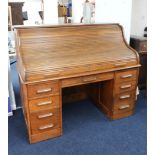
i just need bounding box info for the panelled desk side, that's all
[14,24,140,143]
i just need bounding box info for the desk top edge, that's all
[13,23,120,29]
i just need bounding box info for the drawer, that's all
[29,96,60,112]
[27,81,59,99]
[113,101,134,111]
[140,41,147,51]
[30,108,61,134]
[113,105,134,115]
[114,81,137,94]
[115,69,138,83]
[111,109,134,120]
[61,72,114,88]
[30,128,62,143]
[114,91,136,104]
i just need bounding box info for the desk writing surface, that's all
[14,24,139,82]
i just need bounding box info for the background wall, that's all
[10,0,145,41]
[72,0,95,23]
[95,0,132,43]
[22,0,42,25]
[9,0,43,25]
[72,0,83,23]
[44,0,58,24]
[130,0,147,36]
[72,0,133,43]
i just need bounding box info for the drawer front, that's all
[27,81,59,99]
[140,41,147,51]
[113,105,134,115]
[114,91,136,104]
[115,69,138,83]
[30,128,62,143]
[113,101,134,111]
[30,109,61,134]
[114,81,136,94]
[61,72,114,88]
[29,96,60,112]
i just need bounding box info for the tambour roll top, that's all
[14,24,140,82]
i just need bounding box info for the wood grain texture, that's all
[19,78,32,143]
[115,69,138,83]
[30,128,62,144]
[30,108,61,134]
[29,95,60,112]
[61,72,114,88]
[14,24,140,82]
[27,80,60,99]
[114,80,136,94]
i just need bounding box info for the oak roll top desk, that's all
[14,24,140,143]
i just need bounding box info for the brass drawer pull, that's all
[38,113,53,119]
[121,74,133,79]
[119,105,130,110]
[120,84,132,89]
[120,95,130,99]
[83,77,97,82]
[37,101,52,106]
[115,63,127,67]
[39,124,54,130]
[36,88,52,94]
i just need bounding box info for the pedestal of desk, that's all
[89,68,138,120]
[19,68,139,143]
[19,80,63,144]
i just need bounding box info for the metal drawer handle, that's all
[120,84,132,89]
[119,105,130,110]
[38,113,53,119]
[115,63,127,67]
[121,74,133,79]
[39,124,54,130]
[83,77,97,82]
[37,101,52,106]
[120,95,130,99]
[36,88,52,94]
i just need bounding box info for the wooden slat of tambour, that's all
[23,59,136,74]
[23,58,137,82]
[23,57,136,72]
[21,49,136,69]
[17,24,120,36]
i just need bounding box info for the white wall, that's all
[44,0,58,24]
[72,0,132,43]
[12,0,133,41]
[72,0,95,23]
[9,0,43,25]
[22,0,42,25]
[130,0,147,36]
[95,0,132,43]
[8,0,25,2]
[72,0,84,23]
